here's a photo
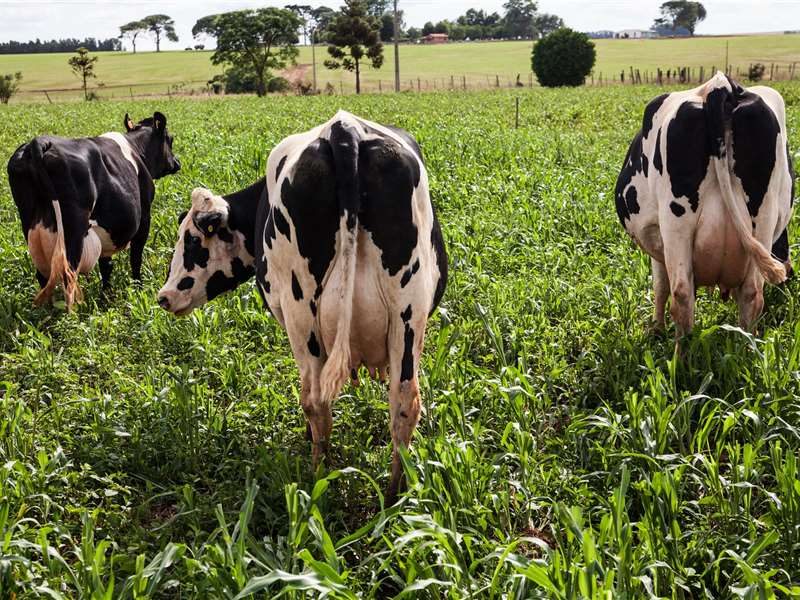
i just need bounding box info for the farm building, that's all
[615,29,655,39]
[422,33,449,44]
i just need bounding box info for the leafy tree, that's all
[119,20,147,53]
[142,15,179,51]
[407,27,421,41]
[503,0,538,38]
[197,8,301,97]
[434,21,450,35]
[379,10,404,41]
[286,5,314,44]
[0,38,119,54]
[310,6,337,43]
[365,0,390,17]
[324,0,383,94]
[533,13,564,37]
[0,71,22,104]
[68,47,97,100]
[422,22,435,36]
[653,1,706,35]
[532,28,595,87]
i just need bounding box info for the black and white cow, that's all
[8,112,180,308]
[615,73,794,337]
[158,111,448,500]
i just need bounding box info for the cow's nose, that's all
[158,296,171,310]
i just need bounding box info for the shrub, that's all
[748,63,766,82]
[0,71,22,104]
[532,28,596,87]
[266,76,290,93]
[222,64,259,94]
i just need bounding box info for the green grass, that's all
[1,34,799,100]
[0,83,800,597]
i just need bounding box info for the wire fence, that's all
[12,60,800,103]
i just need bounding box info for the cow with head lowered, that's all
[615,73,794,339]
[159,111,448,501]
[8,112,180,308]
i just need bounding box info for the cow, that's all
[158,111,448,501]
[7,112,181,309]
[615,73,794,340]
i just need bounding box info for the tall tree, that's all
[119,20,146,53]
[365,0,390,17]
[142,15,179,51]
[503,0,538,38]
[533,13,564,37]
[653,1,706,35]
[310,6,336,43]
[286,4,314,44]
[197,8,301,96]
[68,47,97,100]
[324,0,383,94]
[379,9,404,41]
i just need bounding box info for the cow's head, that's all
[158,188,254,315]
[124,111,181,178]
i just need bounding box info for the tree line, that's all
[0,37,120,54]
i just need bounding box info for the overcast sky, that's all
[0,1,796,50]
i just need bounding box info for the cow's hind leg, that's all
[99,257,113,289]
[300,361,332,467]
[735,269,764,331]
[386,305,426,504]
[652,258,669,332]
[663,236,695,340]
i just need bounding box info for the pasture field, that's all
[1,33,799,101]
[0,83,799,597]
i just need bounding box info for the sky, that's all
[0,0,797,50]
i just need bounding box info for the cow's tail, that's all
[706,72,786,285]
[319,116,360,402]
[30,140,80,309]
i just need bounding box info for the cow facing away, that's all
[8,112,180,309]
[159,111,448,501]
[615,73,794,338]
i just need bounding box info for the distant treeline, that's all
[0,38,121,54]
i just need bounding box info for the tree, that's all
[532,28,595,87]
[380,10,404,41]
[286,4,314,44]
[503,0,538,38]
[434,21,450,35]
[198,8,301,97]
[653,1,706,35]
[422,21,435,36]
[68,47,97,100]
[533,13,564,37]
[407,27,421,42]
[324,0,383,94]
[119,20,146,53]
[365,0,390,17]
[142,15,179,51]
[0,71,22,104]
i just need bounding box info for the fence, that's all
[12,61,800,103]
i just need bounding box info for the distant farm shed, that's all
[422,33,449,44]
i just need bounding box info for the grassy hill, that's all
[1,33,798,101]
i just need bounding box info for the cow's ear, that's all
[124,113,135,132]
[178,210,188,226]
[153,111,167,134]
[194,211,224,237]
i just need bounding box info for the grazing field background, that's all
[1,33,799,101]
[0,83,799,597]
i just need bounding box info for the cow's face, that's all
[125,111,181,178]
[158,188,254,315]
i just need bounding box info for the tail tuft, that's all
[319,116,361,402]
[30,142,81,310]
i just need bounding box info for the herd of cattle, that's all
[7,72,795,499]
